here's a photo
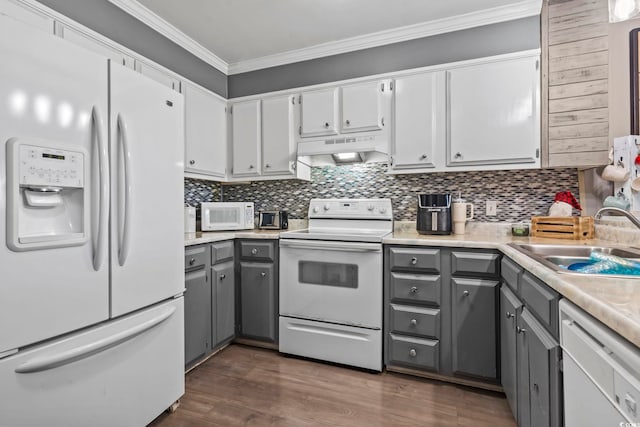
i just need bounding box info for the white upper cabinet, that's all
[300,88,339,137]
[446,55,540,167]
[0,0,53,33]
[391,72,444,171]
[341,81,385,133]
[135,60,180,92]
[184,82,227,178]
[262,95,295,175]
[56,24,134,68]
[231,100,261,178]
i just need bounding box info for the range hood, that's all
[297,133,389,167]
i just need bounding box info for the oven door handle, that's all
[279,239,382,252]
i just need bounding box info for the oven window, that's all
[299,261,358,288]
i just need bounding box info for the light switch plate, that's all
[486,201,497,216]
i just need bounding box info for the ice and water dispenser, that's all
[6,138,88,251]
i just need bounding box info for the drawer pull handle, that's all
[410,319,417,326]
[517,327,527,334]
[261,271,266,277]
[625,393,637,414]
[533,383,539,394]
[462,290,470,297]
[506,311,514,319]
[220,274,226,280]
[189,258,195,266]
[410,257,417,265]
[410,286,418,294]
[409,349,417,357]
[251,248,258,255]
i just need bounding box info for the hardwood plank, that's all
[548,22,608,45]
[549,107,608,126]
[548,150,610,167]
[149,345,515,427]
[549,8,608,31]
[549,64,608,85]
[549,93,608,113]
[548,36,608,59]
[549,136,609,153]
[549,50,608,72]
[549,79,607,99]
[548,0,606,19]
[548,122,608,139]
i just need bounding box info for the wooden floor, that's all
[149,345,516,427]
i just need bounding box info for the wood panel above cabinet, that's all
[543,0,610,168]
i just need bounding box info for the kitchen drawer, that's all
[389,334,439,371]
[389,247,440,273]
[239,241,275,262]
[501,257,522,294]
[390,272,441,306]
[390,304,440,339]
[521,272,559,337]
[211,240,234,265]
[451,251,500,278]
[185,245,208,271]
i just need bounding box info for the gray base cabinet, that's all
[184,240,235,370]
[237,240,278,343]
[501,257,562,427]
[452,278,499,379]
[384,245,500,384]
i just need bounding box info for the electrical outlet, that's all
[486,201,497,216]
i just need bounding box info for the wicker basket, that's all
[530,216,594,240]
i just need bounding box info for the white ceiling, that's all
[116,0,541,73]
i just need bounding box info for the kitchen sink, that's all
[507,243,640,278]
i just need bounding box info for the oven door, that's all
[279,239,382,329]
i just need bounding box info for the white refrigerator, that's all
[0,14,185,427]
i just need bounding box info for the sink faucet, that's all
[594,207,640,230]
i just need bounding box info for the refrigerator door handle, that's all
[92,106,109,271]
[116,114,132,267]
[14,306,176,374]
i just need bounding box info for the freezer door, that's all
[0,298,184,427]
[109,63,185,317]
[0,15,109,353]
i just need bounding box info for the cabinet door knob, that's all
[409,349,417,357]
[324,122,330,128]
[420,154,427,160]
[251,248,258,255]
[220,274,226,280]
[410,286,418,294]
[265,164,271,168]
[248,165,254,169]
[410,257,418,265]
[506,311,514,319]
[517,327,527,334]
[345,119,350,126]
[189,160,195,165]
[410,319,417,326]
[454,152,462,159]
[189,258,195,266]
[261,271,266,277]
[463,290,470,297]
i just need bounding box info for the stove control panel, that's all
[308,198,393,220]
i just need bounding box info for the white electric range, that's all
[278,198,393,371]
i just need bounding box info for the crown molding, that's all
[107,0,229,74]
[108,0,540,76]
[228,0,541,74]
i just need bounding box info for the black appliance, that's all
[417,194,452,235]
[258,209,288,230]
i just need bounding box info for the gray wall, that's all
[228,16,540,98]
[38,0,227,97]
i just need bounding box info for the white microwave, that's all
[201,202,255,231]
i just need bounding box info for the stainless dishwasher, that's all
[560,299,640,426]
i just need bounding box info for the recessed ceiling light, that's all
[609,0,640,22]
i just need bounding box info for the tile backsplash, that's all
[185,164,580,222]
